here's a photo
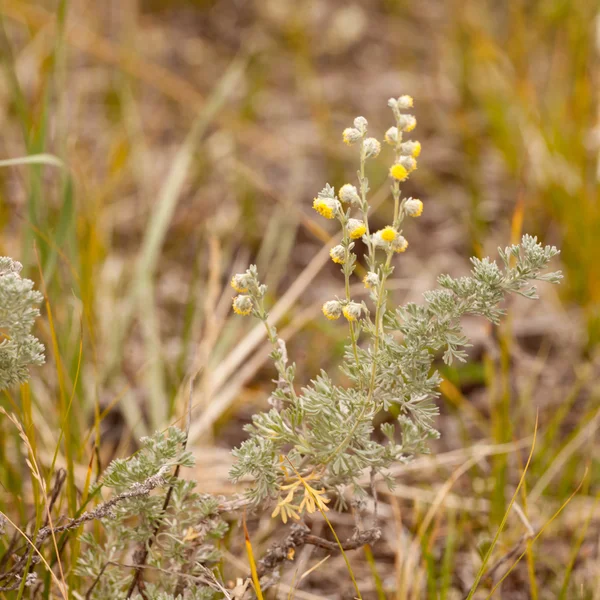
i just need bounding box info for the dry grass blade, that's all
[0,153,64,168]
[466,413,539,599]
[0,408,67,599]
[131,54,247,428]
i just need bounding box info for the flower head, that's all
[343,127,362,145]
[339,184,360,206]
[405,198,423,217]
[342,302,363,322]
[380,226,398,242]
[363,272,379,289]
[398,155,417,173]
[329,245,346,264]
[392,236,409,253]
[390,163,409,181]
[398,114,417,132]
[400,141,421,157]
[384,126,399,146]
[347,219,367,239]
[232,295,253,316]
[313,197,340,219]
[397,95,414,109]
[363,137,381,158]
[230,274,249,293]
[322,300,342,320]
[353,116,368,132]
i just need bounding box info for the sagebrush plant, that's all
[0,95,562,598]
[229,96,562,522]
[0,257,45,391]
[74,428,229,600]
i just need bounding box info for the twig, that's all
[0,467,170,586]
[256,523,381,578]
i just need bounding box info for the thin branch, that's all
[256,523,381,578]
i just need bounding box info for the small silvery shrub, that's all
[0,257,45,391]
[74,428,229,600]
[229,96,562,523]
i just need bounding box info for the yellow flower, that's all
[405,198,423,217]
[363,272,378,289]
[392,236,409,253]
[232,295,253,316]
[313,197,338,219]
[230,274,248,293]
[347,219,366,239]
[322,300,342,320]
[390,163,409,181]
[411,141,421,157]
[329,245,345,264]
[271,489,301,524]
[342,302,362,322]
[380,226,397,242]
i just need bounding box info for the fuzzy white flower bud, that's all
[398,114,417,132]
[397,95,414,109]
[342,127,362,145]
[384,126,399,146]
[363,137,381,158]
[404,198,423,217]
[400,141,421,157]
[232,295,253,316]
[322,300,342,320]
[391,235,409,253]
[353,116,368,132]
[363,271,379,289]
[342,301,363,322]
[339,184,361,206]
[329,245,346,264]
[398,156,417,172]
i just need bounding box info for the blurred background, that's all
[1,1,599,598]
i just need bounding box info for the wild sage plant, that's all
[229,96,562,524]
[0,95,562,598]
[0,257,45,391]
